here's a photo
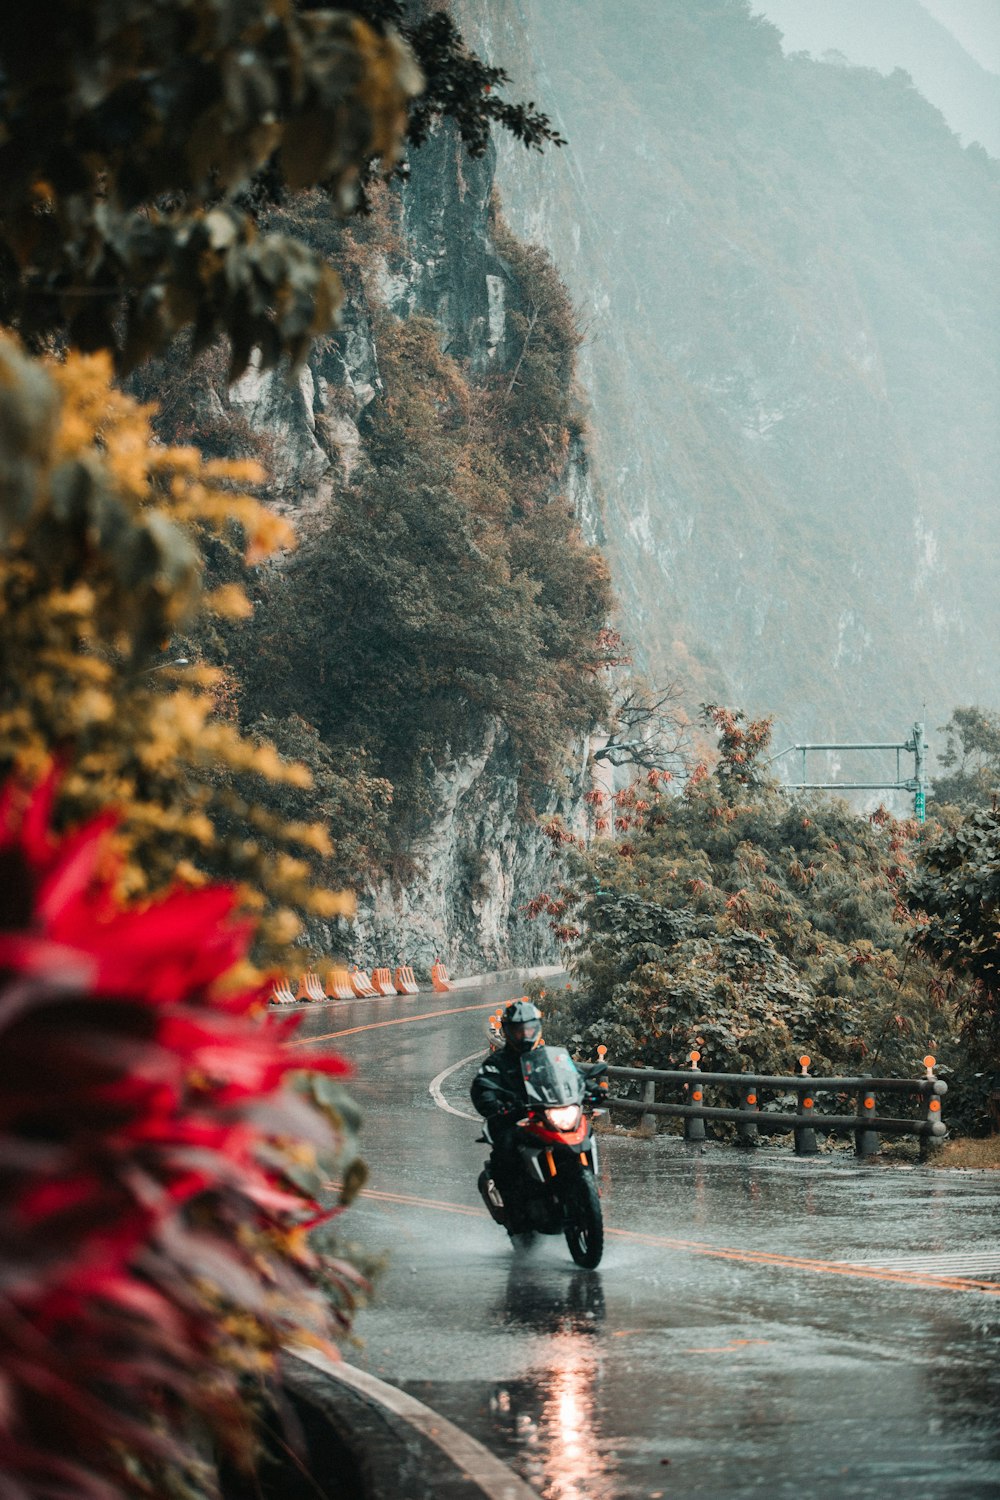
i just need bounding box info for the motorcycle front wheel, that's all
[563,1168,603,1268]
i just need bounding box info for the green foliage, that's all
[488,211,582,488]
[905,807,1000,1111]
[352,2,565,157]
[547,708,965,1099]
[0,0,422,371]
[930,706,1000,811]
[239,306,612,823]
[0,1,566,374]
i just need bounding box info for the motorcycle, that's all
[477,1044,606,1269]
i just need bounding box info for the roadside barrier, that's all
[431,959,453,992]
[325,966,355,1000]
[273,960,443,1003]
[603,1051,948,1159]
[298,971,326,1002]
[350,966,379,998]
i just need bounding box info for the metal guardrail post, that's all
[794,1055,819,1155]
[854,1085,879,1157]
[684,1050,707,1142]
[640,1076,657,1135]
[738,1083,760,1146]
[919,1055,943,1161]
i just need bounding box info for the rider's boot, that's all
[478,1166,506,1224]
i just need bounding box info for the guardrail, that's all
[603,1050,947,1158]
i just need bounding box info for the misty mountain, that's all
[462,0,999,769]
[755,0,1000,158]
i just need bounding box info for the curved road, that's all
[297,981,1000,1500]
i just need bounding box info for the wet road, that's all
[297,981,1000,1500]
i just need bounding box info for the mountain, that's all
[908,0,1000,77]
[461,0,1000,773]
[754,0,1000,157]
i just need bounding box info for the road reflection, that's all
[488,1263,615,1500]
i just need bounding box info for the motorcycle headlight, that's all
[544,1104,582,1132]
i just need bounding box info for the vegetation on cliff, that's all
[236,248,613,831]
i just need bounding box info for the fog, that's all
[753,0,1000,155]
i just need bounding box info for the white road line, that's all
[838,1253,1000,1276]
[429,1051,483,1121]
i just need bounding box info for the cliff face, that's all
[464,0,1000,764]
[209,126,599,974]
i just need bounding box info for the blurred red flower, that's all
[0,770,361,1498]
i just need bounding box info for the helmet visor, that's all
[507,1021,541,1046]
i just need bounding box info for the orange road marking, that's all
[300,1002,498,1045]
[359,1186,482,1219]
[346,1184,1000,1297]
[685,1339,771,1353]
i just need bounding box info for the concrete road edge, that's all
[287,1346,539,1500]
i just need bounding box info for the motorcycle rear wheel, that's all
[563,1169,603,1268]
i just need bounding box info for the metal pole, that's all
[913,721,926,823]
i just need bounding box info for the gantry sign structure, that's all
[769,722,928,822]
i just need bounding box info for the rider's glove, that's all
[489,1102,525,1131]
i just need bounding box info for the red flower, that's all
[0,771,359,1498]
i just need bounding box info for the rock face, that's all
[463,0,1000,765]
[354,717,585,973]
[225,124,596,973]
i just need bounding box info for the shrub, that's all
[0,770,365,1497]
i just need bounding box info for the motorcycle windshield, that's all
[520,1046,584,1107]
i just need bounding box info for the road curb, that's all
[284,1347,539,1500]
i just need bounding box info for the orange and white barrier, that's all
[325,966,355,1000]
[350,966,379,998]
[371,967,398,996]
[395,965,419,994]
[296,970,326,1001]
[431,959,453,993]
[269,976,297,1005]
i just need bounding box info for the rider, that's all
[470,998,543,1215]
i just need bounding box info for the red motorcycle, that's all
[477,1045,606,1268]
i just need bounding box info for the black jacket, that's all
[470,1046,528,1122]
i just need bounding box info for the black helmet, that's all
[501,998,542,1054]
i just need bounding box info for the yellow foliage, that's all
[0,332,351,965]
[203,584,253,619]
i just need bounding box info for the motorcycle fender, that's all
[519,1144,548,1183]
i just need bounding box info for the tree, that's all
[237,308,613,820]
[0,335,363,960]
[905,807,1000,1121]
[929,706,1000,810]
[592,680,690,775]
[0,1,562,374]
[539,707,963,1093]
